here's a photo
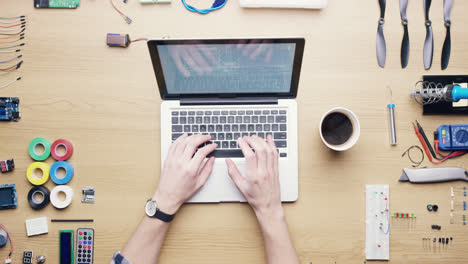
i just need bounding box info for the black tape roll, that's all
[27,186,50,210]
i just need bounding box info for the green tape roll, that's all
[28,137,51,161]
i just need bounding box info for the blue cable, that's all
[181,0,228,14]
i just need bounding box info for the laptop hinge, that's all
[180,97,278,106]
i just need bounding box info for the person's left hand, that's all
[153,134,217,214]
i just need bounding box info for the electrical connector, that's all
[125,16,132,24]
[5,258,11,263]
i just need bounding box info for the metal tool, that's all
[441,0,454,70]
[387,87,397,145]
[411,81,468,105]
[400,0,409,68]
[376,0,386,68]
[423,0,433,70]
[388,104,396,145]
[399,167,468,183]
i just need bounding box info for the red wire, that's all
[413,123,434,162]
[0,23,22,28]
[130,38,148,42]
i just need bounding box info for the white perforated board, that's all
[365,185,390,260]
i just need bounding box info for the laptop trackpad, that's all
[186,160,246,203]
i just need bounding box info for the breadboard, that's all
[365,185,390,260]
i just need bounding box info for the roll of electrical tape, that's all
[50,185,73,209]
[51,139,74,161]
[28,137,52,161]
[27,186,50,210]
[26,162,50,186]
[50,161,74,185]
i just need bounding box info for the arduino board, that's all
[34,0,80,8]
[0,97,20,121]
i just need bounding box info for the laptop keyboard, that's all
[171,108,288,158]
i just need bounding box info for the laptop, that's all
[147,38,304,203]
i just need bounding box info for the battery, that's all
[106,33,130,47]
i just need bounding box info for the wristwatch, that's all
[145,199,175,223]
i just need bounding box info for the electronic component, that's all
[81,186,95,203]
[106,33,130,47]
[391,212,416,218]
[36,255,45,263]
[0,222,12,263]
[0,159,14,173]
[431,224,442,230]
[34,0,80,8]
[59,230,74,264]
[110,0,132,24]
[365,185,389,260]
[23,251,33,264]
[0,184,17,210]
[437,124,468,151]
[25,217,48,237]
[427,204,438,212]
[0,230,6,248]
[0,97,20,121]
[76,228,94,264]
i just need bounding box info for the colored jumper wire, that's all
[412,121,467,164]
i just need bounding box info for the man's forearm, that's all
[121,216,170,263]
[256,209,300,264]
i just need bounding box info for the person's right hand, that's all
[225,135,282,217]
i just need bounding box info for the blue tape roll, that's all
[50,161,74,185]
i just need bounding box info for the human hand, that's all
[225,135,282,218]
[236,39,274,63]
[153,134,217,214]
[168,43,217,77]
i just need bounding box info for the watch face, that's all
[145,200,157,216]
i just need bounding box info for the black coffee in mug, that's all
[321,112,354,145]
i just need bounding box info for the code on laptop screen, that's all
[157,42,296,95]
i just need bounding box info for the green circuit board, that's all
[34,0,80,8]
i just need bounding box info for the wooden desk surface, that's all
[1,0,468,263]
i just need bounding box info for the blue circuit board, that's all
[0,97,20,121]
[0,184,17,210]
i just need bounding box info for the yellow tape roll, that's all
[26,162,50,186]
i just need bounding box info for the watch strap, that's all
[153,209,175,222]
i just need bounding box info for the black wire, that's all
[402,145,425,167]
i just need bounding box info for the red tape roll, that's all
[51,139,74,161]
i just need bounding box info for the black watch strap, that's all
[153,209,175,223]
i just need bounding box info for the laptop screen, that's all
[148,38,304,99]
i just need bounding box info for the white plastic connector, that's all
[5,258,12,263]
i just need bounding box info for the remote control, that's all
[76,228,94,264]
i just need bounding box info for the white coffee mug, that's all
[319,107,360,151]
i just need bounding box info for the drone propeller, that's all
[423,0,433,70]
[376,0,386,68]
[441,0,454,70]
[400,0,409,68]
